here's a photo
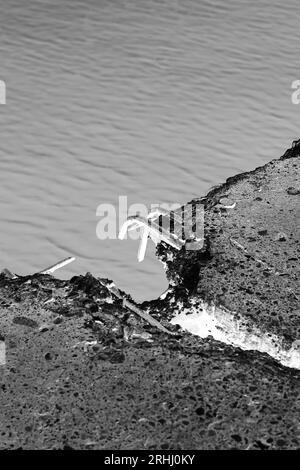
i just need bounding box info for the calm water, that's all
[0,0,300,301]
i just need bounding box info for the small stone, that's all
[258,229,268,236]
[39,324,51,333]
[53,316,63,324]
[138,417,148,423]
[131,330,153,341]
[275,232,288,242]
[84,439,98,447]
[286,187,300,195]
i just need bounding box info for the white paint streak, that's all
[171,301,300,370]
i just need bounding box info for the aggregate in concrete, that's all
[0,142,299,449]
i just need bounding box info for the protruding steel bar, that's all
[39,256,76,275]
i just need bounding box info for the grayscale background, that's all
[0,0,299,301]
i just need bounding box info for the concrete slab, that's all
[0,142,299,449]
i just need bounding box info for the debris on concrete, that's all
[119,213,184,262]
[275,232,288,242]
[157,140,300,350]
[39,256,76,275]
[0,141,299,449]
[99,278,177,335]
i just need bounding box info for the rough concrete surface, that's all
[0,142,299,450]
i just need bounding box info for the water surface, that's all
[0,0,299,300]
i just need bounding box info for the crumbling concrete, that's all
[155,140,300,359]
[0,142,299,449]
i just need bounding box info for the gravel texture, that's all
[0,142,299,449]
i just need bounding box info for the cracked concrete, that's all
[156,140,300,348]
[0,141,299,449]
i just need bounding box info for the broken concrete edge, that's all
[152,142,299,292]
[0,271,299,380]
[0,271,181,344]
[0,140,299,372]
[189,138,300,212]
[145,140,300,369]
[1,271,299,450]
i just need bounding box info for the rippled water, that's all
[0,0,299,301]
